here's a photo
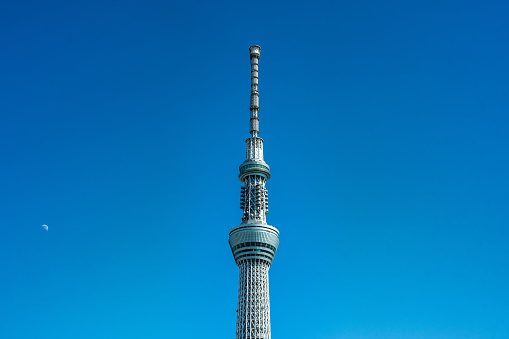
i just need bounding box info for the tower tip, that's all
[249,45,261,59]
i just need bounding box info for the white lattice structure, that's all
[236,260,271,337]
[229,45,279,339]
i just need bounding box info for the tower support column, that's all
[236,259,271,339]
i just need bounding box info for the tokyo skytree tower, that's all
[229,45,279,339]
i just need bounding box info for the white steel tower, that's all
[229,45,279,339]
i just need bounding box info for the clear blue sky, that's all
[1,0,508,338]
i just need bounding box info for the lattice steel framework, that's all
[229,45,279,339]
[236,260,271,338]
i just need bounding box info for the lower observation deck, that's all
[229,223,279,266]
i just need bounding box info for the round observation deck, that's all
[229,224,279,266]
[239,160,271,182]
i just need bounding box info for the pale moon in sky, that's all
[42,224,48,231]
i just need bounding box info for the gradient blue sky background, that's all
[1,0,508,338]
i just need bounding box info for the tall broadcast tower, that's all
[229,45,279,339]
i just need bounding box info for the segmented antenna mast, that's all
[249,45,261,137]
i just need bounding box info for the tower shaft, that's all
[229,45,279,339]
[236,260,271,338]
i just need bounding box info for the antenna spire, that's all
[249,45,261,137]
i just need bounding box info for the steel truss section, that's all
[241,175,268,224]
[236,259,271,339]
[246,137,264,161]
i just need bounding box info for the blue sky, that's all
[1,0,508,338]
